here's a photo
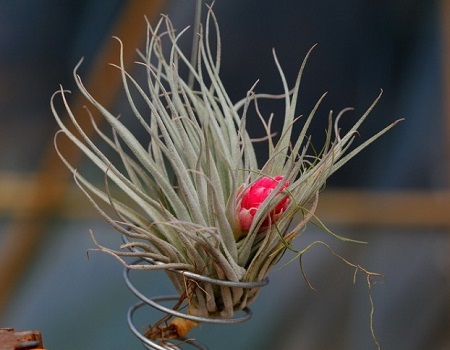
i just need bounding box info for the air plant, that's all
[52,3,400,347]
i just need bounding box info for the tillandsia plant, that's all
[52,3,400,347]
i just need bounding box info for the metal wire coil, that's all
[122,235,269,349]
[127,298,208,350]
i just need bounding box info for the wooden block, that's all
[0,328,45,350]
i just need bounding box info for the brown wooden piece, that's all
[0,328,45,350]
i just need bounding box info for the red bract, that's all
[237,176,290,233]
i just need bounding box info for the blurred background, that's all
[0,0,449,349]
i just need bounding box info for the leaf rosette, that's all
[52,5,400,335]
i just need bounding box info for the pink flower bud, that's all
[237,176,290,233]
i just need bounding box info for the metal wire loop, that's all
[127,299,208,350]
[122,235,269,349]
[121,234,269,288]
[123,260,256,325]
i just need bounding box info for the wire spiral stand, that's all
[122,235,269,349]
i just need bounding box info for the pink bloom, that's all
[237,176,290,232]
